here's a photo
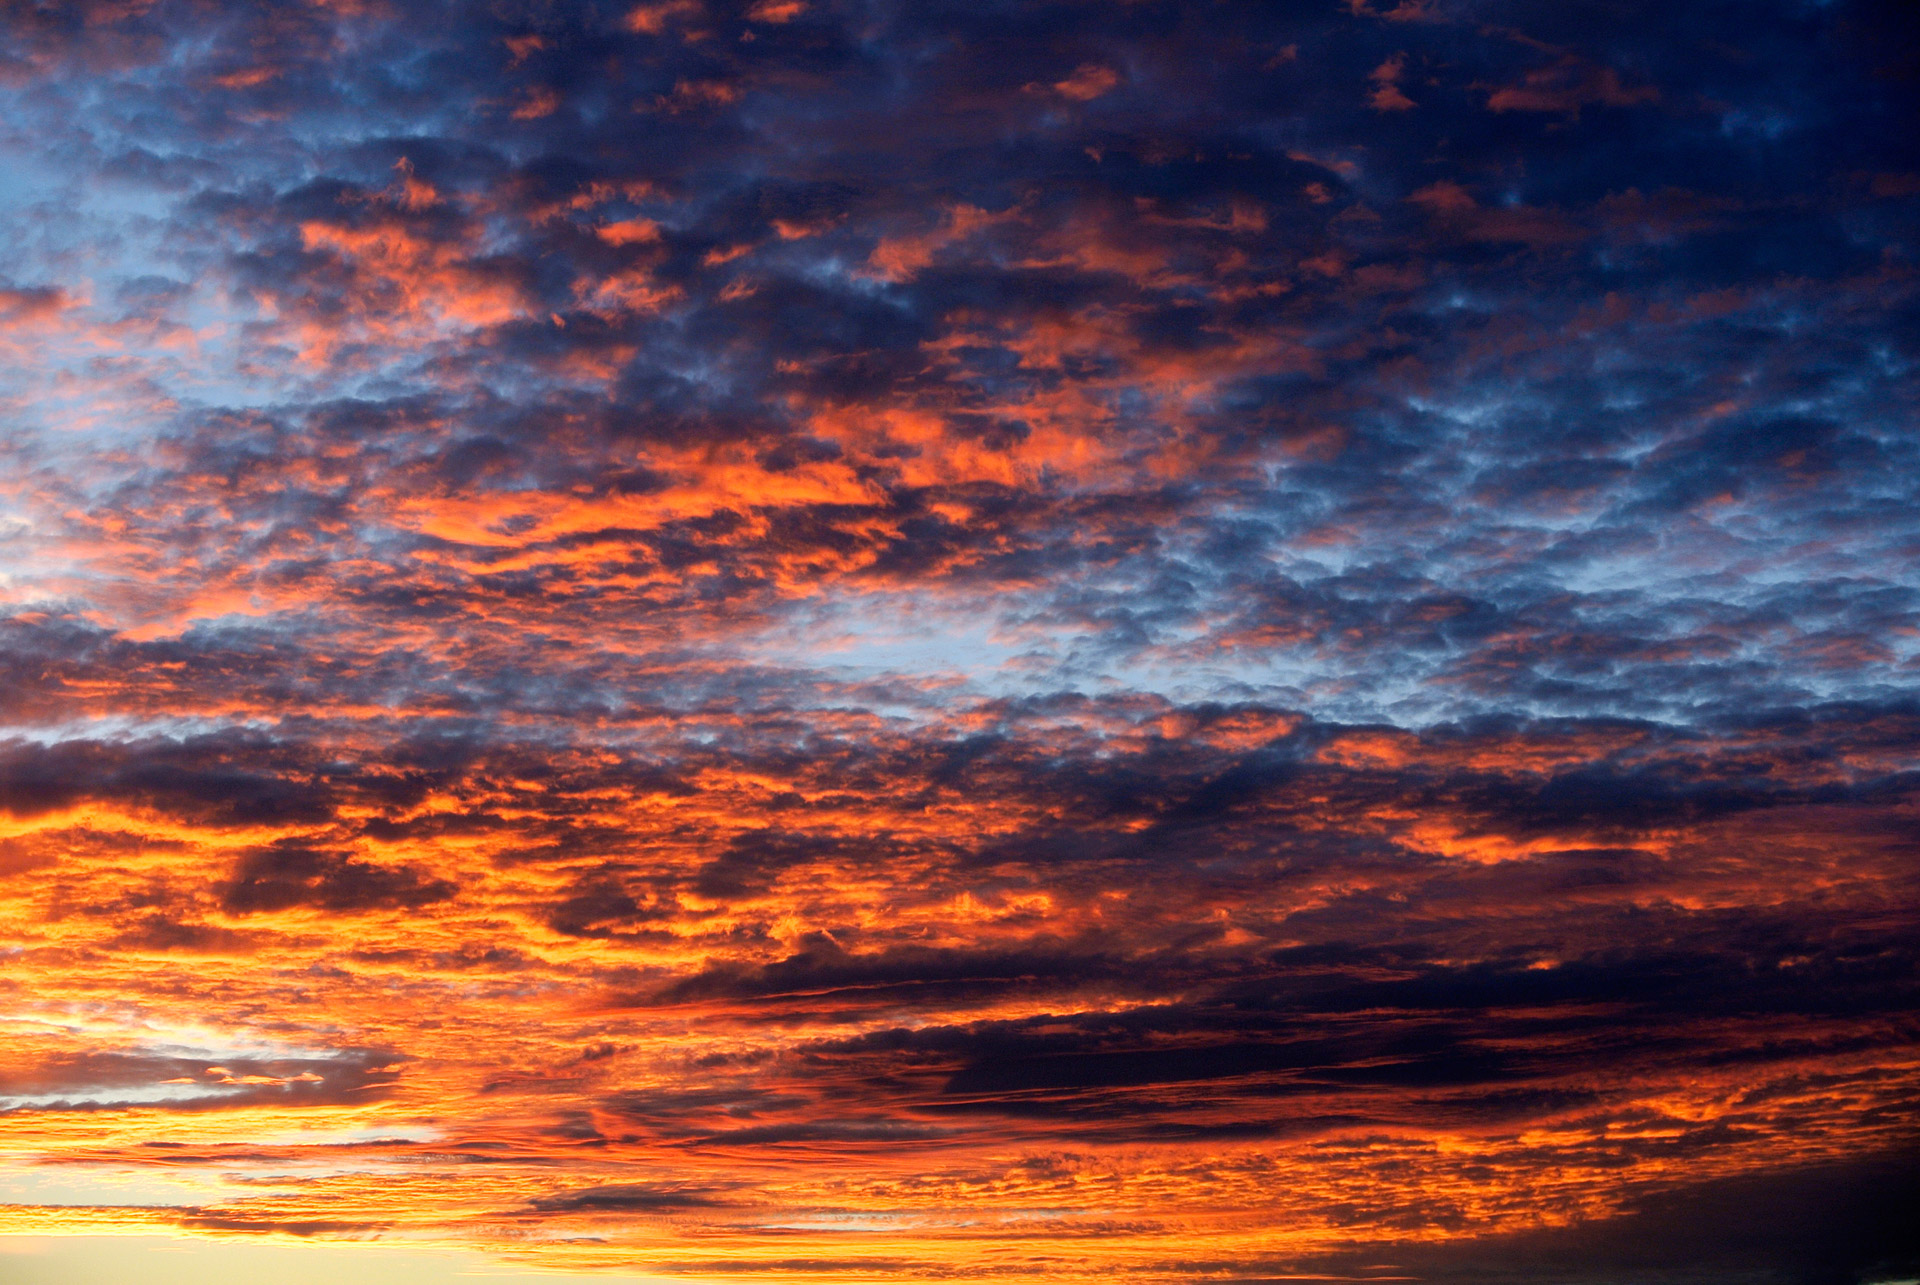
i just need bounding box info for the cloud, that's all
[1286,1154,1920,1284]
[220,841,456,915]
[0,1035,403,1114]
[0,0,1913,1278]
[529,1182,732,1212]
[1485,55,1661,115]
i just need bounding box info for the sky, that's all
[0,0,1917,1282]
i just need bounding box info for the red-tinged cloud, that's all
[0,0,1916,1281]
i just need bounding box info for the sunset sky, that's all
[1,1,1917,1281]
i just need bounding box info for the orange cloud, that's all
[1052,64,1120,102]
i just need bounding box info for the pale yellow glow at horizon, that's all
[0,1236,691,1285]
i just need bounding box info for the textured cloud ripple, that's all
[1,0,1917,1281]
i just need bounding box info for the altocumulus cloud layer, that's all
[0,0,1917,1280]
